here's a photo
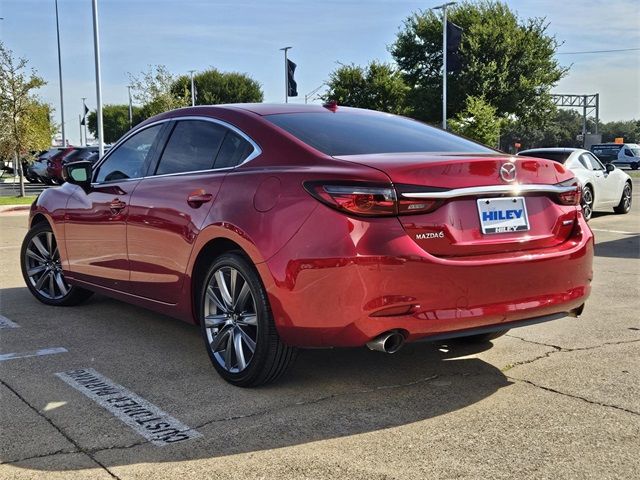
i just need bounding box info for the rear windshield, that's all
[521,151,570,163]
[265,111,494,156]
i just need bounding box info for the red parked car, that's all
[21,104,593,386]
[44,146,76,185]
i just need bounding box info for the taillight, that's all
[555,179,581,206]
[304,183,396,216]
[303,182,443,217]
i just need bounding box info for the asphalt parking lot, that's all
[1,181,639,480]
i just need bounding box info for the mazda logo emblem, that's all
[500,163,517,182]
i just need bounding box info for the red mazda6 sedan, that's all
[21,104,593,386]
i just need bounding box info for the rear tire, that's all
[21,222,94,306]
[581,185,594,221]
[614,182,632,214]
[41,177,54,186]
[459,329,509,343]
[631,162,639,171]
[199,253,297,387]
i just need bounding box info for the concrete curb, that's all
[0,204,31,214]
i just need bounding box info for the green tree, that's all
[0,42,50,196]
[322,61,409,114]
[391,1,567,128]
[128,65,189,118]
[600,120,639,143]
[173,68,263,105]
[449,96,501,146]
[87,104,144,144]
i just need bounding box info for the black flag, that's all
[80,117,86,126]
[84,104,90,116]
[446,21,463,73]
[287,59,298,97]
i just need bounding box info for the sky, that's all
[1,0,639,145]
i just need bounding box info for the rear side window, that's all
[95,124,162,182]
[266,111,493,156]
[155,120,226,175]
[214,131,254,169]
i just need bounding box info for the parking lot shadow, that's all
[1,287,511,470]
[594,234,640,259]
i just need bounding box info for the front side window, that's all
[155,120,227,175]
[95,125,162,182]
[582,153,604,171]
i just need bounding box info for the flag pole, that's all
[91,0,104,157]
[79,114,82,146]
[54,0,66,146]
[188,70,196,106]
[280,46,292,103]
[432,2,456,130]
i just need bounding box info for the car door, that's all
[64,124,165,290]
[126,118,258,304]
[583,152,618,205]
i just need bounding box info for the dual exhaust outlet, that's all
[366,331,406,354]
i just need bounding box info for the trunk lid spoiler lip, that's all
[400,183,578,200]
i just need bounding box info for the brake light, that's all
[303,182,443,217]
[555,180,581,206]
[305,183,396,216]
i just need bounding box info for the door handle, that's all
[109,198,127,214]
[187,191,213,208]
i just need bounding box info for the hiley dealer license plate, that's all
[477,197,530,234]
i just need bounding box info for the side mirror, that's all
[62,161,93,191]
[605,163,615,173]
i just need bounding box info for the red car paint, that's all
[29,104,593,347]
[46,146,75,183]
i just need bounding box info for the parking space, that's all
[1,181,639,479]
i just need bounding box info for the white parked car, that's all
[518,148,632,221]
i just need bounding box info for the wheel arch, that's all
[30,212,50,228]
[190,237,255,325]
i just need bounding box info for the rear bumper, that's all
[260,206,594,348]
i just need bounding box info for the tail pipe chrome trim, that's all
[366,331,405,354]
[401,184,578,200]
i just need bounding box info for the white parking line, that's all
[591,228,638,235]
[56,368,202,446]
[0,347,67,362]
[0,314,19,329]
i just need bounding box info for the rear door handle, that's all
[109,198,127,214]
[187,191,213,208]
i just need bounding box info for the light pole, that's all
[433,2,456,130]
[127,85,133,129]
[54,0,66,146]
[91,0,104,157]
[188,70,196,106]
[279,47,292,103]
[81,97,88,145]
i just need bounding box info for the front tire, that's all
[614,182,632,214]
[21,222,93,306]
[581,185,594,221]
[199,253,297,387]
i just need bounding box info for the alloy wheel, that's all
[582,187,593,220]
[622,184,632,211]
[24,231,69,300]
[203,266,258,373]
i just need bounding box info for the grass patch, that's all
[0,195,36,205]
[626,171,640,178]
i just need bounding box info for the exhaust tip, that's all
[367,331,405,354]
[568,304,585,318]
